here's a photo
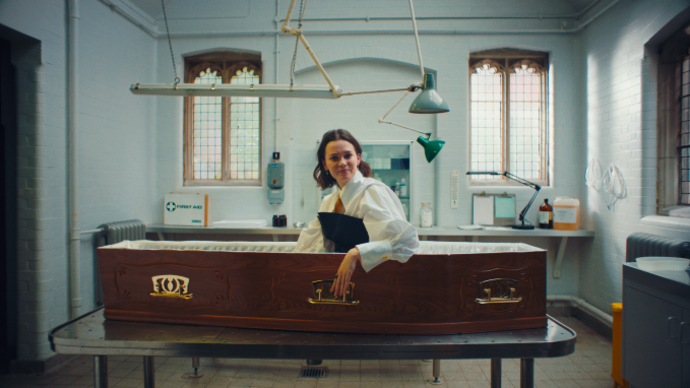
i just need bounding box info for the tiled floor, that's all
[1,317,614,388]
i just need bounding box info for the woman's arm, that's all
[330,247,360,297]
[356,185,420,272]
[292,217,325,253]
[293,192,337,253]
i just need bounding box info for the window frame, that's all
[657,44,690,211]
[468,49,550,187]
[183,51,263,187]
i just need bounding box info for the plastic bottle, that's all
[420,203,433,228]
[553,197,580,231]
[400,179,407,197]
[538,199,553,229]
[395,181,401,197]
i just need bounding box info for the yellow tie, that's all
[333,194,344,214]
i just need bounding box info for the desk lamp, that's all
[466,171,541,230]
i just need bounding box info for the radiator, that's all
[94,219,146,305]
[97,219,146,245]
[625,232,690,262]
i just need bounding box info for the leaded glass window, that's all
[469,50,549,185]
[184,53,262,186]
[680,57,690,204]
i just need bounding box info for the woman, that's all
[294,129,419,297]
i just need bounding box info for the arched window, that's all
[469,49,549,184]
[184,52,262,186]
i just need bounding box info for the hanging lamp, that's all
[408,73,449,114]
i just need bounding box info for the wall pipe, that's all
[547,295,613,327]
[275,0,281,154]
[107,0,619,39]
[277,0,606,22]
[68,0,82,320]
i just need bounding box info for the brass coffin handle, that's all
[149,275,194,300]
[475,278,522,305]
[308,280,359,305]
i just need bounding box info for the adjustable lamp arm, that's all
[466,171,541,227]
[500,172,541,224]
[377,89,431,139]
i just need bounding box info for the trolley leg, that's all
[94,355,108,388]
[520,358,534,388]
[143,356,155,388]
[183,357,203,378]
[491,358,502,388]
[427,359,443,385]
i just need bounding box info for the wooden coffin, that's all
[98,241,546,335]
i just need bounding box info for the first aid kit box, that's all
[164,193,208,226]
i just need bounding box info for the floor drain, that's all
[300,366,328,378]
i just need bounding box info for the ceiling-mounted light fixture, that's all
[408,73,449,114]
[130,83,340,99]
[130,0,449,117]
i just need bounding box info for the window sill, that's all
[640,215,690,231]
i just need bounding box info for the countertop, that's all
[623,263,690,300]
[146,224,595,238]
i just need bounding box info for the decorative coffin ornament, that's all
[98,241,546,335]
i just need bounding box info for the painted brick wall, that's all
[580,0,690,314]
[1,0,156,360]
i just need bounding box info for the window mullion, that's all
[223,95,230,182]
[503,61,510,177]
[539,71,550,184]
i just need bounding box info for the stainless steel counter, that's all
[50,308,576,388]
[623,263,690,300]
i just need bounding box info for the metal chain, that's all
[161,0,180,85]
[290,0,307,86]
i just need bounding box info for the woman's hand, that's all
[330,247,361,297]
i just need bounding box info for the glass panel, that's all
[509,63,543,181]
[229,66,261,180]
[192,68,223,180]
[681,58,690,205]
[470,62,503,177]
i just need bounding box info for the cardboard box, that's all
[164,193,208,226]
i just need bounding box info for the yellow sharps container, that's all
[611,303,628,388]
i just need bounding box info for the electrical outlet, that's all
[451,169,459,208]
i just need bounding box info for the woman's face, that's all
[323,139,361,188]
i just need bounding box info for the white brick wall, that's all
[1,0,156,360]
[580,0,690,313]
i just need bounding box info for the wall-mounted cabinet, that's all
[361,140,414,221]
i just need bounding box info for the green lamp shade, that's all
[417,136,445,162]
[409,73,450,114]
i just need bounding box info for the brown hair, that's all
[314,129,372,190]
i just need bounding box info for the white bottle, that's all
[400,179,407,197]
[395,181,401,197]
[420,203,433,228]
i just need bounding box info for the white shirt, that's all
[293,170,420,272]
